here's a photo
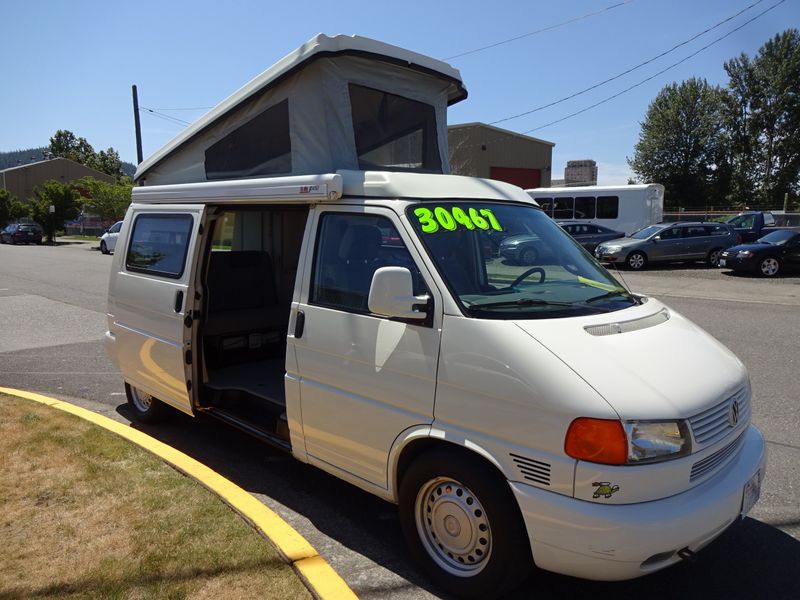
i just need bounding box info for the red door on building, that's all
[489,166,541,189]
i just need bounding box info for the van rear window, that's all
[125,214,194,279]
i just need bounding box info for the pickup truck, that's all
[725,211,776,243]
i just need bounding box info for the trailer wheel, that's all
[399,447,532,599]
[125,383,166,423]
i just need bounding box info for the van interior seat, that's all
[204,250,287,337]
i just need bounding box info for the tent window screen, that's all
[349,84,441,172]
[205,100,291,179]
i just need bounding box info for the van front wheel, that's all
[125,383,166,423]
[399,447,532,599]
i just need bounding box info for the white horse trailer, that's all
[525,184,664,236]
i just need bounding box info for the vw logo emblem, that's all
[728,399,741,427]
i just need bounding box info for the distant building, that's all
[0,157,114,201]
[564,159,597,186]
[448,123,554,188]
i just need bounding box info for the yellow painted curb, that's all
[0,387,358,600]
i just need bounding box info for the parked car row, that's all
[589,220,800,277]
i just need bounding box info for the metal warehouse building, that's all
[447,122,554,189]
[0,157,114,201]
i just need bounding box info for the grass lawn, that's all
[59,235,100,241]
[0,394,311,600]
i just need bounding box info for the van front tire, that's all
[398,447,532,599]
[125,383,166,423]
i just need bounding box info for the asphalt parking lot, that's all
[1,241,799,599]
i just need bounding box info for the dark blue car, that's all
[718,229,800,277]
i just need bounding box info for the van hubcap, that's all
[130,388,153,412]
[415,477,492,576]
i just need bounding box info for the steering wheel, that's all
[510,267,545,287]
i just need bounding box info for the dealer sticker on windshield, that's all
[741,469,761,519]
[413,206,503,234]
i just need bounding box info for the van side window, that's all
[349,84,441,172]
[205,99,291,179]
[125,214,193,279]
[311,213,422,313]
[596,196,619,219]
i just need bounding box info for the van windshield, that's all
[407,202,638,319]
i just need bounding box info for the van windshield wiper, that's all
[584,290,636,304]
[470,297,576,309]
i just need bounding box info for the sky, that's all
[1,0,797,185]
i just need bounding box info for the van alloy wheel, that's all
[415,477,493,576]
[759,257,780,277]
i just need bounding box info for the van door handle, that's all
[174,290,184,313]
[294,310,305,339]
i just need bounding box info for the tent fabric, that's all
[137,36,465,186]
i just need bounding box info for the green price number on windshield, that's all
[414,206,502,233]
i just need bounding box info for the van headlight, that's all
[565,418,691,465]
[624,420,691,463]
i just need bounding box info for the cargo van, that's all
[105,34,765,599]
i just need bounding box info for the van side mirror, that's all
[368,267,429,320]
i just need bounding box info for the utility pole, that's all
[132,85,144,165]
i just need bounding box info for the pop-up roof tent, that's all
[135,34,467,186]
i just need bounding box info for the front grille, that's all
[690,431,745,481]
[689,387,750,447]
[510,453,551,486]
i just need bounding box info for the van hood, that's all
[513,299,748,420]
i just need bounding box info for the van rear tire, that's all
[398,447,532,599]
[125,383,166,423]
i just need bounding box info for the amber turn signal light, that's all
[565,417,627,465]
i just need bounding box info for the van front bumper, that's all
[509,424,766,581]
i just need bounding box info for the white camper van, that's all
[526,184,664,236]
[105,35,765,599]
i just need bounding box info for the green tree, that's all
[48,129,124,179]
[0,189,30,226]
[74,176,132,222]
[628,78,727,209]
[724,29,800,206]
[30,180,80,242]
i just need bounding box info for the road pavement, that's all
[1,242,799,599]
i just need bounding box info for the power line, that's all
[444,1,634,61]
[139,106,191,127]
[147,106,213,112]
[490,0,765,126]
[523,0,786,133]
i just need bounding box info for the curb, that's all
[0,386,357,600]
